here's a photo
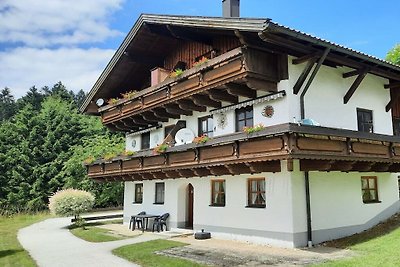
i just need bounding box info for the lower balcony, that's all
[86,123,400,182]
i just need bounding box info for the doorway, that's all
[186,183,194,229]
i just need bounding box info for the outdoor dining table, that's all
[133,214,160,232]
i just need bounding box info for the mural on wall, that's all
[217,112,227,129]
[262,105,274,118]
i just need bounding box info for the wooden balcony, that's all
[98,47,287,132]
[86,124,400,182]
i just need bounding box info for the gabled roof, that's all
[81,13,400,114]
[80,14,268,113]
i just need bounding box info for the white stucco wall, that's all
[287,57,393,134]
[123,161,299,247]
[290,159,400,244]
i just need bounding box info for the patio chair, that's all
[129,211,146,230]
[152,213,169,232]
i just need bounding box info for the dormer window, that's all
[357,108,373,133]
[235,106,253,132]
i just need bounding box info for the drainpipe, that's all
[304,171,313,247]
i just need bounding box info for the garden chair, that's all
[152,213,169,232]
[129,211,146,231]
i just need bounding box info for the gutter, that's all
[304,171,313,247]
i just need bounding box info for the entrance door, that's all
[187,183,194,229]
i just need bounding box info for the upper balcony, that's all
[97,47,288,132]
[86,123,400,182]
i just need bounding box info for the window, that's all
[236,106,253,132]
[211,180,225,206]
[198,115,213,137]
[247,178,266,208]
[154,182,165,204]
[361,176,379,203]
[141,132,150,150]
[398,176,400,198]
[134,183,143,203]
[357,108,373,133]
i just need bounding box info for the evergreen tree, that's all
[0,87,16,121]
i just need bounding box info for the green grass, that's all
[0,213,51,267]
[316,213,400,266]
[69,220,132,242]
[113,239,206,267]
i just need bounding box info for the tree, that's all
[386,44,400,65]
[0,87,16,121]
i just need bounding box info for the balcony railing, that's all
[86,123,400,181]
[98,47,284,132]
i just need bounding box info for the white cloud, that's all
[0,0,124,47]
[0,47,115,98]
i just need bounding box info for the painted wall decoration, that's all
[217,113,227,129]
[262,105,274,118]
[131,139,137,148]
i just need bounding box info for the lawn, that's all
[0,213,51,267]
[69,220,134,242]
[316,213,400,266]
[113,239,206,267]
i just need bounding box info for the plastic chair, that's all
[152,213,169,232]
[129,211,146,230]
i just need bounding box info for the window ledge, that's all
[245,205,266,209]
[363,200,381,204]
[153,202,164,205]
[209,204,225,207]
[132,202,143,204]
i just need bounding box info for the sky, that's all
[0,0,399,99]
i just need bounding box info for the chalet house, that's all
[81,4,400,247]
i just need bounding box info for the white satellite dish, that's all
[175,128,195,145]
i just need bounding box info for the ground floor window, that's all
[155,182,165,204]
[134,183,143,203]
[247,178,266,208]
[361,176,379,203]
[211,180,225,206]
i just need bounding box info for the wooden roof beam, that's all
[142,112,168,122]
[123,51,163,66]
[384,81,400,89]
[191,94,222,108]
[343,69,368,104]
[342,69,362,78]
[177,169,196,178]
[131,116,151,127]
[225,83,257,98]
[351,162,374,172]
[386,89,400,112]
[166,25,213,46]
[154,108,180,119]
[226,163,252,174]
[292,52,319,65]
[293,56,318,95]
[165,104,193,116]
[208,89,238,103]
[193,167,212,177]
[207,166,233,176]
[177,99,207,112]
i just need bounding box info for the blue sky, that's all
[0,0,399,98]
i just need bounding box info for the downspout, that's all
[304,172,313,247]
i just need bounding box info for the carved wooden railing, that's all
[86,124,400,181]
[98,47,282,128]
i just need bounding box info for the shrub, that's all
[48,189,95,218]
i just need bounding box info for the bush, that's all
[48,189,95,217]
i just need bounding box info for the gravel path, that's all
[18,217,163,267]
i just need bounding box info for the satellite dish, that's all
[175,128,195,145]
[96,98,105,107]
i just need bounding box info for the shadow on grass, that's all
[0,249,24,258]
[323,213,400,248]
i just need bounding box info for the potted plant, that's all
[83,155,95,165]
[243,123,265,134]
[170,68,184,78]
[153,144,169,154]
[193,134,210,144]
[193,56,209,67]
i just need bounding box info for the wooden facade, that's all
[99,47,287,132]
[86,124,400,182]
